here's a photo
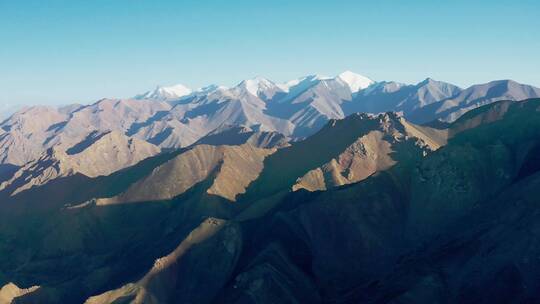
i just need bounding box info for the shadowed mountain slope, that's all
[1,99,540,303]
[79,98,540,304]
[239,112,445,202]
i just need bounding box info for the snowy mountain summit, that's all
[135,84,192,100]
[1,70,539,172]
[233,76,282,98]
[336,71,375,92]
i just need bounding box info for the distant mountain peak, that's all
[415,77,461,93]
[308,74,332,80]
[234,76,282,97]
[336,70,375,92]
[281,74,328,90]
[239,76,274,86]
[197,84,227,92]
[135,84,192,100]
[416,77,461,90]
[418,77,439,86]
[488,79,519,86]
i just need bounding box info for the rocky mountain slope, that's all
[3,98,532,303]
[82,98,540,304]
[0,100,169,167]
[292,114,446,192]
[350,78,540,123]
[0,106,448,303]
[0,131,160,196]
[238,112,445,205]
[407,79,540,123]
[95,143,275,205]
[347,78,462,116]
[194,125,289,149]
[79,112,442,209]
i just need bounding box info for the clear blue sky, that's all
[1,0,539,107]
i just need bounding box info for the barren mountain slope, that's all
[84,218,241,304]
[195,125,289,149]
[240,112,445,202]
[408,80,540,123]
[81,99,540,304]
[0,131,159,196]
[0,100,170,167]
[96,143,275,205]
[2,74,539,171]
[2,99,540,304]
[293,114,446,191]
[0,106,71,165]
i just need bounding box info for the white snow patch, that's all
[136,84,192,100]
[280,74,329,93]
[235,77,279,96]
[337,71,375,92]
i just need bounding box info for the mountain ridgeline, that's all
[0,72,538,172]
[0,70,540,303]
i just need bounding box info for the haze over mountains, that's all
[1,70,540,303]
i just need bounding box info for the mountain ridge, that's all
[1,72,539,198]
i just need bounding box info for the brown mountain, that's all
[1,99,540,303]
[2,75,538,178]
[0,131,159,196]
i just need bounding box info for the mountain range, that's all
[1,71,540,303]
[1,98,540,303]
[1,72,539,174]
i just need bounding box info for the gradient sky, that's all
[1,0,539,108]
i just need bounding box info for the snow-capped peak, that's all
[276,74,330,93]
[135,84,192,100]
[196,84,228,93]
[235,76,279,96]
[284,74,329,87]
[336,71,375,92]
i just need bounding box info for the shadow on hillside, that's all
[0,168,239,303]
[0,164,18,183]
